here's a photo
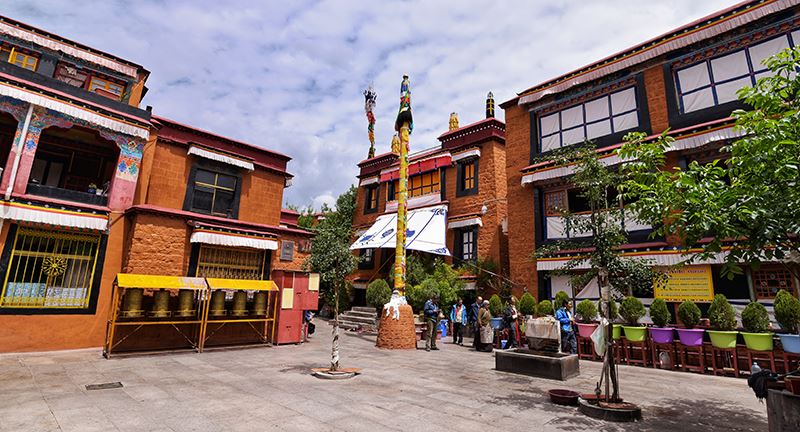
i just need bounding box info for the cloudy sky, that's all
[8,0,734,209]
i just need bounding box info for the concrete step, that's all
[339,315,375,325]
[352,306,378,314]
[342,310,377,319]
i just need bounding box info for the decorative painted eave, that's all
[520,118,739,185]
[513,0,797,107]
[437,117,505,150]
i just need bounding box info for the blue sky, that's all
[8,0,734,209]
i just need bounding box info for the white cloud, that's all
[7,0,734,210]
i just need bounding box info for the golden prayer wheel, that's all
[231,290,248,316]
[149,289,171,318]
[120,288,144,318]
[209,290,227,317]
[174,289,196,317]
[252,291,268,316]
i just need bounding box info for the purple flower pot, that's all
[648,327,675,344]
[676,328,705,347]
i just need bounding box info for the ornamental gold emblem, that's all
[43,255,67,277]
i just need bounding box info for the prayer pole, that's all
[375,75,416,349]
[364,84,377,159]
[393,75,412,295]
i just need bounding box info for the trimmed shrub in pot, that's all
[620,296,646,342]
[741,301,773,351]
[606,300,623,340]
[707,294,739,349]
[774,289,800,354]
[648,298,675,344]
[676,300,704,346]
[488,294,504,330]
[537,300,554,317]
[519,292,536,318]
[554,290,570,309]
[366,279,391,311]
[575,299,598,338]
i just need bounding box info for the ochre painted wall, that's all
[0,213,126,353]
[124,213,192,276]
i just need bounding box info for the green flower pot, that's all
[707,330,738,349]
[622,326,647,342]
[612,324,622,340]
[742,332,773,352]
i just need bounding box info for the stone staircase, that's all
[336,306,378,332]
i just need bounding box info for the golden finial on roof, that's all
[449,112,459,131]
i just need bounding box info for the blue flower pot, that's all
[779,334,800,354]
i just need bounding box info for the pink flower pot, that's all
[576,323,598,338]
[648,327,675,344]
[676,328,705,347]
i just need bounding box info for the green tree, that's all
[535,144,664,402]
[366,279,391,310]
[774,289,800,334]
[649,298,671,328]
[519,292,537,316]
[303,186,359,371]
[708,294,737,331]
[619,47,800,281]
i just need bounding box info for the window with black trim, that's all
[358,248,375,269]
[455,227,478,263]
[674,31,798,114]
[456,159,478,196]
[364,185,379,214]
[538,86,639,152]
[184,163,242,219]
[387,171,440,201]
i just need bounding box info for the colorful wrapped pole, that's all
[364,85,377,159]
[393,75,413,294]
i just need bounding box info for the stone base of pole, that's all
[376,304,417,349]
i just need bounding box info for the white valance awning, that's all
[1,202,108,231]
[190,228,278,250]
[358,176,379,186]
[536,250,728,271]
[0,83,149,139]
[350,204,450,256]
[188,146,255,171]
[447,217,482,229]
[451,149,480,162]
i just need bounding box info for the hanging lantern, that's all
[252,291,268,316]
[150,289,171,318]
[120,288,144,318]
[174,289,196,317]
[209,290,226,317]
[231,290,248,316]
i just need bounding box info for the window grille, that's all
[752,266,796,299]
[196,245,265,280]
[0,227,101,309]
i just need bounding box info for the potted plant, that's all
[648,298,674,344]
[537,299,554,317]
[519,292,536,319]
[554,290,570,310]
[774,289,800,354]
[620,296,647,342]
[741,301,773,351]
[575,299,599,338]
[707,294,739,349]
[488,294,504,330]
[676,300,704,346]
[608,300,623,340]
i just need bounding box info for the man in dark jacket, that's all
[469,296,483,348]
[423,295,440,351]
[504,296,520,348]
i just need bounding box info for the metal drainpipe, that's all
[5,104,34,201]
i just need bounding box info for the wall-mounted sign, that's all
[280,240,295,261]
[654,264,714,303]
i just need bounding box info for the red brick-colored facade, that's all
[503,1,798,304]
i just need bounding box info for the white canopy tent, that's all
[350,204,450,256]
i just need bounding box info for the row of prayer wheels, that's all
[120,289,269,318]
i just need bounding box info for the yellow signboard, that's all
[654,265,714,303]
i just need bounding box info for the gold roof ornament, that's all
[449,112,459,131]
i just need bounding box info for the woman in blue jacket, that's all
[450,298,468,346]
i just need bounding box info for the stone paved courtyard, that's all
[1,327,767,432]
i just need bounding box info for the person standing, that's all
[423,295,440,352]
[504,296,520,349]
[556,300,577,354]
[450,298,467,346]
[469,296,483,348]
[477,300,493,352]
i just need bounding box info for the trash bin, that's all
[439,319,448,338]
